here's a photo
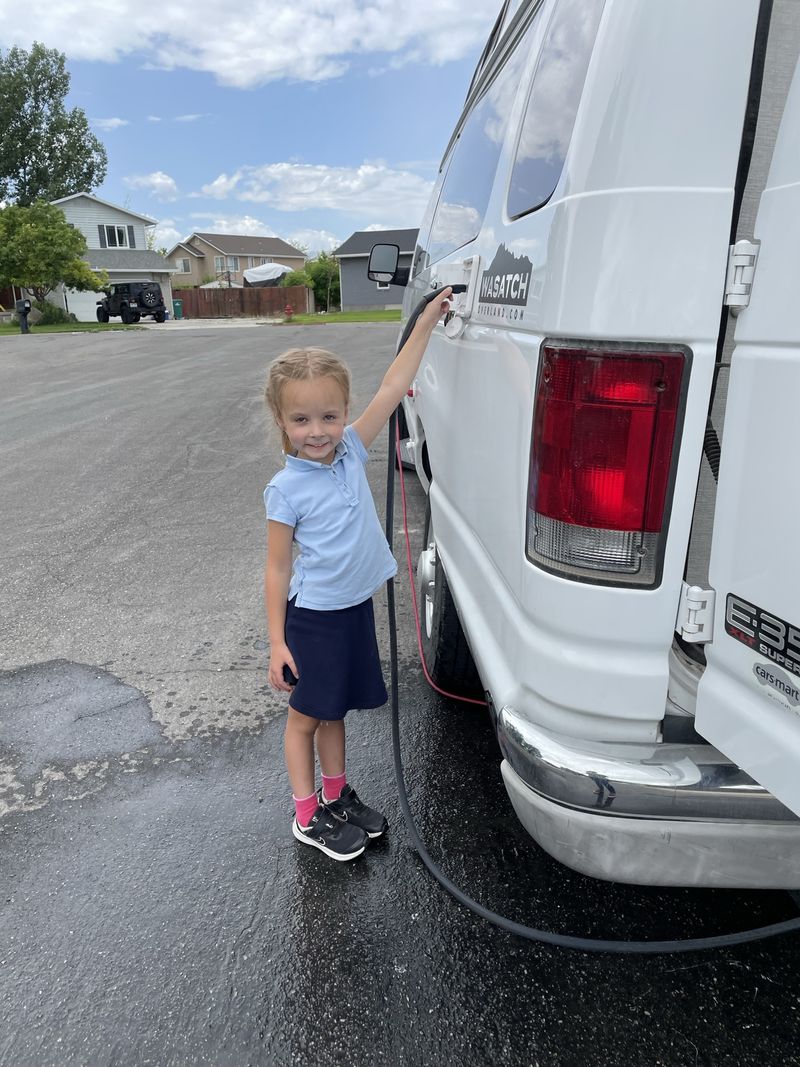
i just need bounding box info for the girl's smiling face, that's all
[278,375,348,463]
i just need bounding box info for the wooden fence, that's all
[174,285,313,319]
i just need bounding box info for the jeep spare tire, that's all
[141,289,158,307]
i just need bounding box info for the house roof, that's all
[184,233,306,258]
[333,228,419,258]
[51,192,157,225]
[173,242,204,258]
[86,249,174,272]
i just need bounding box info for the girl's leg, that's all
[285,706,320,800]
[316,720,346,801]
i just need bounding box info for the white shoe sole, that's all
[292,819,366,861]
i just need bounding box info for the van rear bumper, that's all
[497,706,800,888]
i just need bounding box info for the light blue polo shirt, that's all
[264,425,397,610]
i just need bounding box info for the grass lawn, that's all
[0,322,141,337]
[282,309,401,325]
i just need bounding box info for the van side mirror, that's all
[367,243,408,287]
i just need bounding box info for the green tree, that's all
[0,201,108,303]
[305,252,340,312]
[0,43,107,205]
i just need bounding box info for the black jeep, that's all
[97,282,167,324]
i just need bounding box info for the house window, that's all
[227,256,239,271]
[214,256,225,273]
[177,258,191,273]
[104,225,129,249]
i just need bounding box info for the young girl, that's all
[263,288,452,862]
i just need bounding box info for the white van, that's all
[370,0,800,887]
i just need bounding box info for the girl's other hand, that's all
[268,644,299,692]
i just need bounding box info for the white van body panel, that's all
[414,0,759,741]
[695,58,800,816]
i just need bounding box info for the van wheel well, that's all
[416,496,482,698]
[421,440,432,482]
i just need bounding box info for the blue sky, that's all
[1,3,500,254]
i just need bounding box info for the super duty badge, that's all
[726,593,800,679]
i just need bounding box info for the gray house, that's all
[334,229,418,311]
[49,193,174,321]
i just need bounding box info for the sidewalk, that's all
[138,317,282,330]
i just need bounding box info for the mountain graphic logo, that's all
[479,244,533,307]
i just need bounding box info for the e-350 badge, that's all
[726,593,800,682]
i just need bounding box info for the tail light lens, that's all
[526,342,687,586]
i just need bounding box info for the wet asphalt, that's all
[1,325,800,1067]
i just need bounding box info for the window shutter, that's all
[128,225,136,249]
[98,226,107,248]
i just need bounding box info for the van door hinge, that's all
[724,239,759,315]
[676,582,716,643]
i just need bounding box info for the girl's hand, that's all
[268,643,299,692]
[417,286,453,331]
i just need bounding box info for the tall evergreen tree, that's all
[0,43,107,205]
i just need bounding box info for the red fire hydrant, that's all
[284,303,294,322]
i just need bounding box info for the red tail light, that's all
[526,342,687,586]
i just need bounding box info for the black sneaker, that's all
[292,805,368,861]
[321,785,388,839]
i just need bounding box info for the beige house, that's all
[167,233,306,287]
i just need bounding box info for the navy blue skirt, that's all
[284,596,388,721]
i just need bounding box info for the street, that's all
[1,325,800,1067]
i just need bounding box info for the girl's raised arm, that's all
[352,287,452,451]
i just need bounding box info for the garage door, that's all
[64,289,104,322]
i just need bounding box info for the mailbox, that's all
[15,297,32,334]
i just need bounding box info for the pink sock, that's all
[321,772,347,803]
[293,792,319,828]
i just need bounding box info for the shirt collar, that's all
[284,435,349,471]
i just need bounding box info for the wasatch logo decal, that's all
[753,662,800,707]
[478,244,533,320]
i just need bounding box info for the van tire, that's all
[417,499,482,698]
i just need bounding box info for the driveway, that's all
[1,326,800,1067]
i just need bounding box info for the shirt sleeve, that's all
[264,483,297,527]
[345,425,369,465]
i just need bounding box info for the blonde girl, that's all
[263,290,452,861]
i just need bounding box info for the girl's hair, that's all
[265,347,351,454]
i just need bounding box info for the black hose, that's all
[383,295,800,955]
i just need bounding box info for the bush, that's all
[281,270,312,288]
[32,301,77,324]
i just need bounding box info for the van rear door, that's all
[694,17,800,816]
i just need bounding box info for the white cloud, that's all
[174,113,206,122]
[286,229,342,255]
[93,117,129,130]
[0,2,494,87]
[188,213,278,237]
[147,115,162,123]
[198,161,432,228]
[123,171,180,200]
[152,219,182,249]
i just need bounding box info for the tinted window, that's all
[424,7,544,266]
[507,0,605,219]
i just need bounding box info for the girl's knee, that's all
[286,707,320,735]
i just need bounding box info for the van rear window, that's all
[507,0,605,219]
[423,5,546,266]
